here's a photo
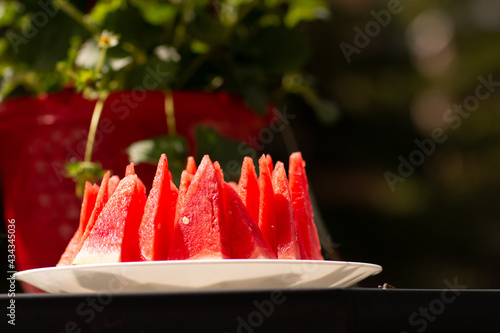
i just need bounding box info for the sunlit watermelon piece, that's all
[228,181,239,192]
[79,171,111,247]
[175,170,194,224]
[125,163,135,176]
[186,156,197,175]
[108,175,120,197]
[168,155,224,260]
[258,155,277,256]
[238,156,260,225]
[221,182,276,259]
[74,175,146,264]
[265,154,273,173]
[139,154,178,261]
[272,162,301,259]
[289,152,323,260]
[56,182,99,266]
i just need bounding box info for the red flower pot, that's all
[0,90,272,291]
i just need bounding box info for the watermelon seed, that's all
[182,217,190,225]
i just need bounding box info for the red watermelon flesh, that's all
[78,171,112,251]
[289,152,323,260]
[228,181,239,192]
[265,154,273,173]
[186,156,197,175]
[238,156,260,225]
[74,175,146,264]
[258,155,277,256]
[272,162,301,259]
[125,163,135,176]
[56,182,99,266]
[175,170,194,224]
[108,175,120,198]
[168,155,225,260]
[139,154,179,261]
[221,181,276,259]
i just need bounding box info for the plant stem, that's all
[95,46,108,79]
[172,0,195,49]
[164,90,177,136]
[84,91,109,163]
[54,0,100,35]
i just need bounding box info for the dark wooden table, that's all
[2,288,499,332]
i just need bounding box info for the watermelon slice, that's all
[265,154,273,173]
[186,156,197,175]
[168,155,224,260]
[73,174,146,264]
[138,154,178,261]
[272,162,301,259]
[238,157,260,225]
[220,181,276,259]
[108,175,120,198]
[125,163,136,176]
[56,182,99,266]
[258,155,277,256]
[289,152,323,260]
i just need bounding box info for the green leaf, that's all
[284,0,330,27]
[65,161,106,198]
[136,2,178,26]
[126,135,188,185]
[89,0,125,25]
[195,125,255,181]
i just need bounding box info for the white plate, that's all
[14,260,382,294]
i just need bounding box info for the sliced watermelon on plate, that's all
[238,156,259,226]
[139,154,178,261]
[168,155,224,260]
[289,152,323,260]
[74,173,146,264]
[258,154,277,256]
[272,162,301,259]
[56,182,99,266]
[220,181,276,259]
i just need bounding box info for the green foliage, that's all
[126,134,188,184]
[195,125,254,181]
[65,160,107,198]
[0,0,332,188]
[0,0,331,112]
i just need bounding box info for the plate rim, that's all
[15,259,382,277]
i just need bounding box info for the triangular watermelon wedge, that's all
[221,181,276,259]
[56,182,99,266]
[168,155,224,260]
[238,156,260,225]
[186,156,197,175]
[73,174,146,264]
[289,152,323,260]
[258,154,277,256]
[272,162,301,259]
[108,175,120,198]
[139,154,179,261]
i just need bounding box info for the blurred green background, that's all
[1,0,500,292]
